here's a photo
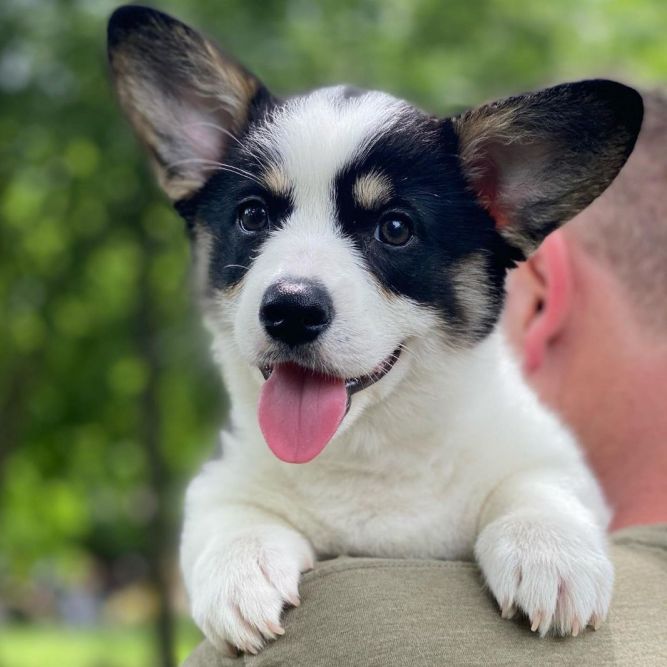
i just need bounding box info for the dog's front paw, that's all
[475,513,613,636]
[190,526,314,655]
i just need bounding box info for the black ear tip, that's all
[586,79,644,138]
[107,5,173,48]
[617,83,644,142]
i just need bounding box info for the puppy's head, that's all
[108,6,642,462]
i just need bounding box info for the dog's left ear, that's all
[107,5,267,202]
[452,80,643,256]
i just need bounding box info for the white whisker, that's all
[183,122,245,150]
[182,122,268,171]
[167,158,264,186]
[224,264,251,273]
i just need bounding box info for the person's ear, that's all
[506,231,573,373]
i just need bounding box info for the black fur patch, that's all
[189,166,293,293]
[176,91,290,292]
[334,112,523,344]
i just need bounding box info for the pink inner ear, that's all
[476,140,553,232]
[486,198,511,230]
[179,106,226,165]
[470,156,511,230]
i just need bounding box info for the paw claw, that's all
[267,621,285,636]
[530,612,542,633]
[500,603,517,620]
[590,613,604,631]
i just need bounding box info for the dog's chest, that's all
[279,452,480,560]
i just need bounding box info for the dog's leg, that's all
[180,465,314,654]
[474,469,613,636]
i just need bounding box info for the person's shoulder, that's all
[604,523,667,663]
[611,523,667,550]
[184,526,667,667]
[610,523,667,604]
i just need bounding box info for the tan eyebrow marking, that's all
[262,165,291,196]
[352,171,393,209]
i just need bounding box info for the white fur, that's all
[182,88,613,652]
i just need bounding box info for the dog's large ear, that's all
[108,5,265,201]
[452,80,643,256]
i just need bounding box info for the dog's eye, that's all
[238,200,269,232]
[375,215,413,246]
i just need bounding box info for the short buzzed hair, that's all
[568,90,667,333]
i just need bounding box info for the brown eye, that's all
[376,215,413,246]
[238,200,269,232]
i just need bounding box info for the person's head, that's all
[503,91,667,529]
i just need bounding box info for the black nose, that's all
[260,278,334,347]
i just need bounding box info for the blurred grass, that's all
[0,619,201,667]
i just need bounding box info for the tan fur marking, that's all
[450,252,491,336]
[262,165,291,196]
[353,172,393,209]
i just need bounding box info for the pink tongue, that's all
[258,363,347,463]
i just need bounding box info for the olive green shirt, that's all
[184,525,667,666]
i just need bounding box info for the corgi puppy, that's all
[108,5,642,654]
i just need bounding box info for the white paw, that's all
[189,526,314,654]
[475,513,613,636]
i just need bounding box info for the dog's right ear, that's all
[108,5,267,201]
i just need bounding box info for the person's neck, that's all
[560,256,667,531]
[591,441,667,531]
[581,348,667,532]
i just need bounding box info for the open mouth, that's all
[260,345,402,396]
[257,346,403,464]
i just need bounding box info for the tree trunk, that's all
[136,233,176,667]
[0,369,29,492]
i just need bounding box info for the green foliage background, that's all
[0,0,665,664]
